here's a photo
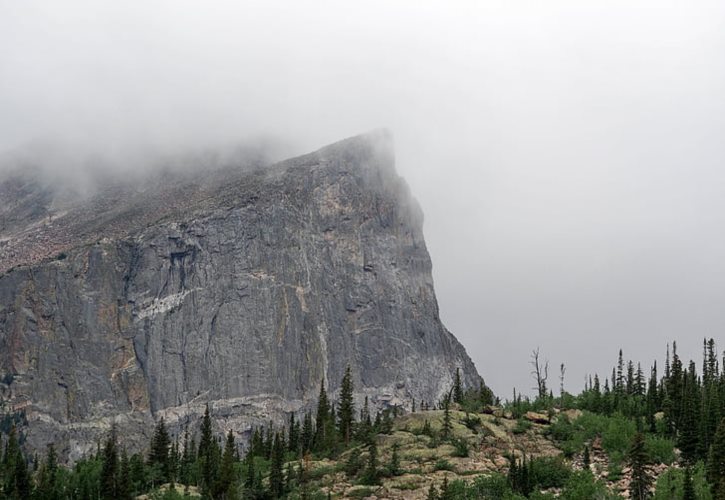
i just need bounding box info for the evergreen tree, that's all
[198,403,219,493]
[360,438,379,485]
[269,432,285,498]
[441,395,453,440]
[119,449,132,500]
[707,417,725,500]
[678,366,700,464]
[36,443,60,500]
[582,445,590,469]
[338,365,355,445]
[301,412,313,453]
[314,379,333,451]
[682,466,695,500]
[180,427,194,486]
[288,413,299,454]
[452,368,463,404]
[627,432,652,500]
[148,417,171,483]
[387,443,401,476]
[101,427,120,500]
[217,430,238,500]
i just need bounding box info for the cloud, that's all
[1,0,724,394]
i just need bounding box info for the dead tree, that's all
[530,347,549,400]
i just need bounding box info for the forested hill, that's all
[2,338,725,499]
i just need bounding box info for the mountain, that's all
[0,130,482,461]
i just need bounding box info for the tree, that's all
[198,404,219,493]
[288,413,299,454]
[452,368,463,404]
[101,426,120,500]
[36,443,60,500]
[119,449,133,500]
[217,430,238,499]
[301,412,313,453]
[678,367,700,464]
[314,379,333,451]
[582,445,590,469]
[360,439,379,485]
[531,347,549,400]
[338,365,355,444]
[708,418,725,500]
[387,443,401,476]
[148,418,171,483]
[682,466,695,500]
[627,432,651,500]
[269,432,285,498]
[441,395,453,440]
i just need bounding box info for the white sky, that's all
[2,0,725,395]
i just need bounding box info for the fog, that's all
[2,1,725,396]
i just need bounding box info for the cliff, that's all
[0,130,483,460]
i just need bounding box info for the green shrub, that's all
[347,486,376,498]
[512,419,532,435]
[434,458,455,472]
[451,437,470,457]
[560,470,616,500]
[654,462,712,500]
[530,456,572,489]
[645,435,675,465]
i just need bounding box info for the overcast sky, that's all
[2,1,725,396]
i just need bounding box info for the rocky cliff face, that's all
[0,131,482,461]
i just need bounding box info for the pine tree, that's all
[314,379,332,451]
[360,439,379,485]
[682,466,695,500]
[119,449,132,500]
[453,368,463,404]
[36,443,60,500]
[441,395,453,440]
[180,427,193,486]
[198,403,219,493]
[338,365,355,445]
[149,417,171,483]
[301,412,313,453]
[678,367,700,464]
[217,430,238,499]
[101,426,120,499]
[582,445,590,469]
[288,413,299,454]
[708,417,725,500]
[269,432,285,498]
[387,443,401,476]
[12,451,31,500]
[627,432,652,500]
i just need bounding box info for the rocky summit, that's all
[0,130,482,461]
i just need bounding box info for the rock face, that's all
[0,131,482,460]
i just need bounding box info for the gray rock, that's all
[0,130,484,461]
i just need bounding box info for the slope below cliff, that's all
[0,131,483,460]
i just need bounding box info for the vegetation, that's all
[3,338,725,498]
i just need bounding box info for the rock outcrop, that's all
[0,130,483,461]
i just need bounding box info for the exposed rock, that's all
[524,411,550,424]
[0,131,483,461]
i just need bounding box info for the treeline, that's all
[575,340,725,468]
[509,338,725,499]
[0,366,492,500]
